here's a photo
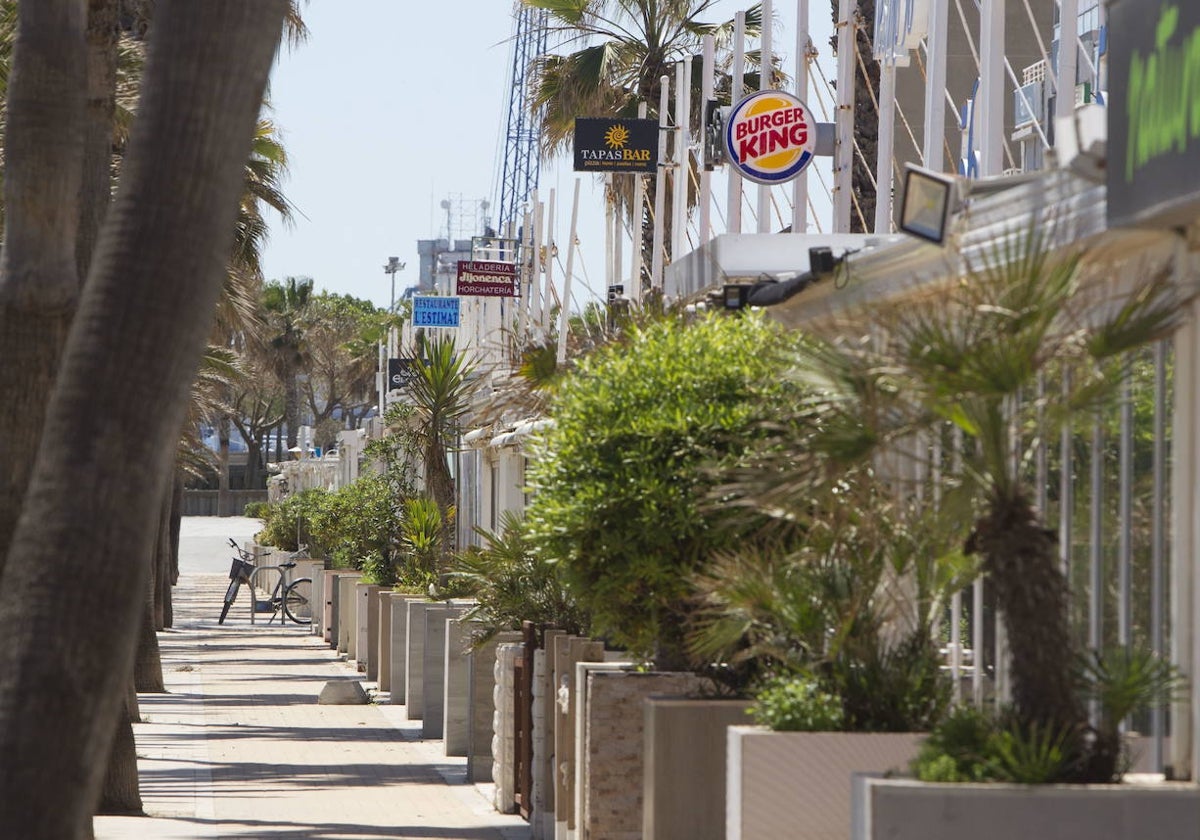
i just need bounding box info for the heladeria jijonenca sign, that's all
[574,118,658,173]
[456,260,519,297]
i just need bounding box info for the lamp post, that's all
[384,256,406,312]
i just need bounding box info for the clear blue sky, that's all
[259,1,833,310]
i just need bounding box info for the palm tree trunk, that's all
[96,684,142,817]
[976,495,1084,735]
[0,0,87,574]
[217,414,232,517]
[77,0,118,279]
[0,4,285,834]
[851,0,878,232]
[164,474,183,629]
[135,579,165,694]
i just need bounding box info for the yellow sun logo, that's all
[604,125,630,149]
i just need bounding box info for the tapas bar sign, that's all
[456,260,520,297]
[574,118,658,173]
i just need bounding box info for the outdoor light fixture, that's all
[899,164,960,245]
[808,246,836,275]
[384,256,406,312]
[723,284,751,310]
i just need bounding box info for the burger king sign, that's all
[724,90,816,185]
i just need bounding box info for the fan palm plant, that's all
[733,227,1179,779]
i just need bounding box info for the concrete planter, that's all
[404,599,436,720]
[336,574,361,657]
[465,630,520,783]
[420,603,469,739]
[493,642,522,813]
[327,571,361,651]
[726,728,922,840]
[443,616,477,756]
[643,697,754,840]
[852,777,1200,840]
[354,583,381,676]
[377,592,398,692]
[579,669,704,840]
[387,594,426,705]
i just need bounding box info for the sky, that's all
[259,1,834,311]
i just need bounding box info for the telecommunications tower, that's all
[494,2,547,237]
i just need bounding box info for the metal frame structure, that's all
[495,1,547,238]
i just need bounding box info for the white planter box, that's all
[853,776,1200,840]
[726,728,922,840]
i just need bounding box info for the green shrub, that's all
[254,489,328,551]
[308,472,401,572]
[830,630,953,733]
[524,313,793,666]
[242,501,269,519]
[914,648,1186,784]
[750,674,845,732]
[912,706,1076,784]
[451,512,586,642]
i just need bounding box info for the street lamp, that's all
[384,257,406,312]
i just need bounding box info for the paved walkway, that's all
[95,568,530,839]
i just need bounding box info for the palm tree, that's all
[735,228,1178,779]
[525,0,762,275]
[260,276,314,449]
[404,335,480,568]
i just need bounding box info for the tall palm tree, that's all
[736,228,1178,779]
[260,276,314,449]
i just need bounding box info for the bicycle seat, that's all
[279,560,298,569]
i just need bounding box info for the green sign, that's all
[1108,1,1200,227]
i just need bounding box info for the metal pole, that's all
[531,197,545,338]
[517,204,532,341]
[557,178,581,367]
[700,36,714,245]
[1056,0,1079,127]
[674,59,691,261]
[651,74,670,291]
[1060,370,1073,579]
[1119,373,1133,651]
[922,0,949,170]
[728,11,746,234]
[874,56,896,233]
[1089,417,1103,662]
[833,0,856,231]
[544,188,557,334]
[632,102,648,302]
[792,0,809,234]
[757,0,773,233]
[1151,341,1167,771]
[978,0,1005,175]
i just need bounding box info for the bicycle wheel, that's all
[218,577,241,624]
[249,566,284,616]
[283,578,314,624]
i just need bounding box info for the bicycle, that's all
[218,539,314,626]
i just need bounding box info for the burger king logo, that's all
[725,90,816,185]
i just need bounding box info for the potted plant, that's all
[741,229,1195,836]
[522,312,800,839]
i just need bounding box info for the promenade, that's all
[94,517,529,840]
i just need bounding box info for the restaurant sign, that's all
[724,90,816,185]
[1108,0,1200,227]
[573,118,658,173]
[411,296,461,328]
